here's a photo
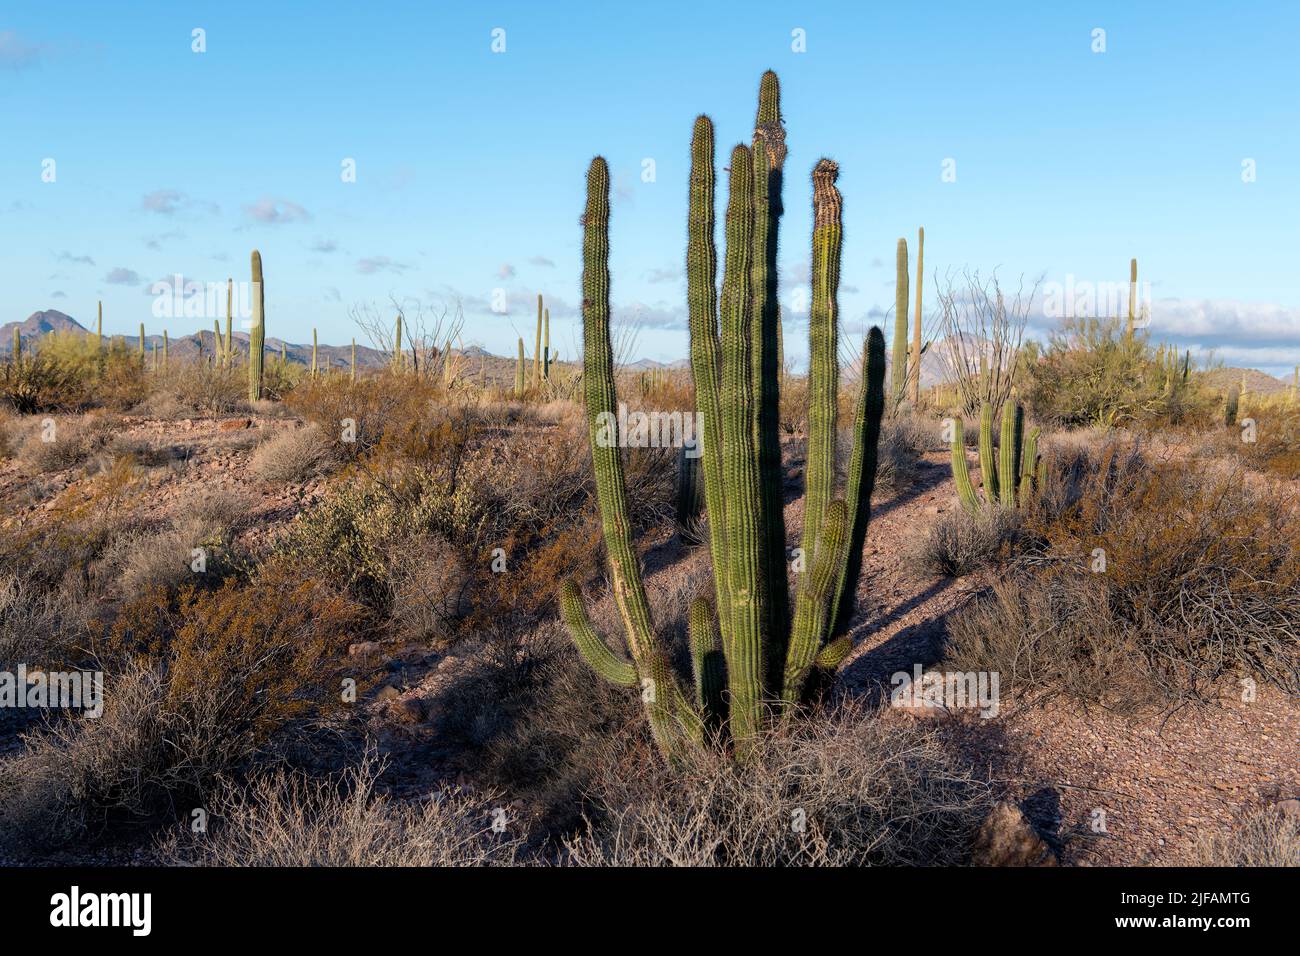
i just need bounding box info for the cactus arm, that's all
[1020,425,1041,500]
[998,400,1018,508]
[248,250,265,401]
[800,159,842,581]
[574,157,694,758]
[688,597,727,727]
[830,327,886,637]
[891,237,910,406]
[978,402,998,503]
[783,499,847,704]
[685,116,732,644]
[750,72,791,684]
[951,417,981,514]
[560,580,637,687]
[717,143,766,749]
[815,635,851,670]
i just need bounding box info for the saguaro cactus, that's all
[138,323,146,363]
[11,327,19,363]
[225,278,234,368]
[533,295,544,387]
[393,315,403,371]
[312,329,319,377]
[560,79,887,761]
[163,330,169,368]
[351,338,357,383]
[515,337,525,396]
[950,400,1041,513]
[891,237,909,406]
[1126,258,1138,338]
[543,307,551,380]
[248,250,265,402]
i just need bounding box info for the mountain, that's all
[0,310,88,344]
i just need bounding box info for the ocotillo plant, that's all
[949,400,1042,513]
[515,337,525,396]
[891,237,909,407]
[533,295,543,387]
[248,250,265,402]
[560,84,887,761]
[911,226,925,405]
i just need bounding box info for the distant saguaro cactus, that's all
[543,307,551,380]
[891,237,909,407]
[138,323,146,363]
[351,338,357,383]
[311,328,319,377]
[533,294,543,387]
[911,226,925,405]
[248,250,265,402]
[225,278,234,368]
[393,315,403,371]
[1225,385,1240,427]
[96,301,103,352]
[515,337,525,396]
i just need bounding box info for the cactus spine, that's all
[911,226,924,404]
[248,250,265,402]
[561,78,887,760]
[949,401,1040,512]
[891,237,909,406]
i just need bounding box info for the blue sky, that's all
[2,1,1298,373]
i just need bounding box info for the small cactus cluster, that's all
[949,400,1043,513]
[560,73,887,760]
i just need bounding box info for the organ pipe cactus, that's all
[560,76,886,761]
[950,400,1041,513]
[248,250,265,402]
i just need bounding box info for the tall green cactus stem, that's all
[998,400,1022,508]
[688,598,726,728]
[783,499,847,704]
[138,323,146,364]
[911,227,924,405]
[1225,386,1240,427]
[830,328,887,639]
[892,237,910,406]
[224,278,234,367]
[750,71,790,676]
[11,327,19,363]
[393,316,403,371]
[214,320,223,364]
[248,250,265,402]
[978,402,999,503]
[543,308,551,380]
[1126,258,1138,338]
[950,418,980,514]
[533,295,543,387]
[515,338,525,396]
[351,339,357,383]
[686,115,733,653]
[311,329,319,377]
[1019,426,1041,501]
[162,330,168,368]
[569,157,699,758]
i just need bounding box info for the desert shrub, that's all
[0,562,365,851]
[3,334,149,412]
[1195,806,1300,867]
[0,571,90,673]
[1,353,84,413]
[854,412,925,494]
[387,534,472,645]
[286,370,441,455]
[1196,394,1300,480]
[945,455,1300,713]
[1023,318,1213,429]
[15,412,118,474]
[910,507,1021,578]
[161,751,520,866]
[250,423,336,482]
[562,702,994,866]
[140,362,246,417]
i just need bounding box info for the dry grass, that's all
[1195,806,1300,867]
[14,412,118,474]
[249,423,336,482]
[160,751,521,866]
[562,702,994,866]
[910,507,1021,578]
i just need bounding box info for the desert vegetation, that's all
[0,70,1295,872]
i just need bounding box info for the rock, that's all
[393,697,427,724]
[348,641,383,658]
[218,418,253,431]
[1275,798,1300,820]
[970,802,1058,866]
